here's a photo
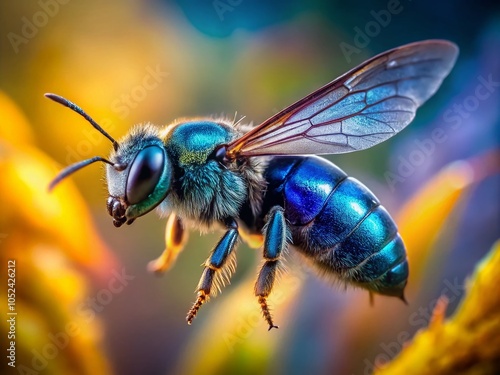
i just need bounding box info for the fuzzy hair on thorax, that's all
[156,117,267,230]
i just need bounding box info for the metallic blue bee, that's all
[47,40,458,330]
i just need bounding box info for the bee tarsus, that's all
[258,296,279,331]
[187,291,207,325]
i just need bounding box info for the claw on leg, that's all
[186,220,239,326]
[254,207,288,330]
[258,295,279,331]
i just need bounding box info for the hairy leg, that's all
[187,218,239,325]
[254,206,289,330]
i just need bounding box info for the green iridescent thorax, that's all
[161,120,258,226]
[164,121,235,167]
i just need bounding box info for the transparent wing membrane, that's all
[227,40,458,157]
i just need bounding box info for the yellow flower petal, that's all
[0,92,114,374]
[375,240,500,375]
[396,160,475,287]
[0,141,117,278]
[0,90,34,146]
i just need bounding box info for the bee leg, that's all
[147,213,188,274]
[254,206,289,331]
[186,219,239,325]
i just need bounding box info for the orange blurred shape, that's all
[0,90,35,146]
[0,90,117,280]
[396,157,484,287]
[0,91,115,374]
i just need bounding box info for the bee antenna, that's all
[48,156,126,192]
[45,93,120,151]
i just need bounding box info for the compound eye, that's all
[126,146,165,205]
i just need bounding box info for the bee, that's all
[47,40,458,330]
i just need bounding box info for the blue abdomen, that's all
[261,155,408,298]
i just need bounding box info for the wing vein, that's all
[226,40,458,157]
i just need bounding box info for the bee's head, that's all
[106,126,172,227]
[46,94,173,227]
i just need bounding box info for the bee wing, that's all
[227,40,458,157]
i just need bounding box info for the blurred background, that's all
[0,0,499,374]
